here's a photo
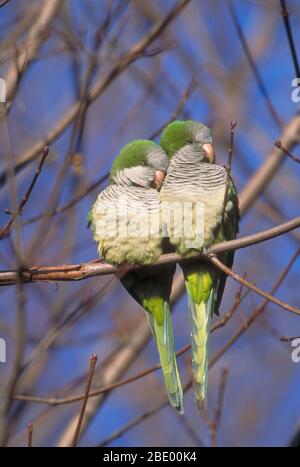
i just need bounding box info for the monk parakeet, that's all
[88,140,183,412]
[160,121,239,405]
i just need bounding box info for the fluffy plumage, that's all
[160,120,239,405]
[88,140,183,412]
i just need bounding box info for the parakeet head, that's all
[110,140,169,189]
[160,120,215,163]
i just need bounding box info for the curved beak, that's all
[203,143,215,163]
[154,170,166,190]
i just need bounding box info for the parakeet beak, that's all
[154,170,166,190]
[202,143,215,163]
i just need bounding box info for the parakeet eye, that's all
[188,138,193,144]
[143,160,148,166]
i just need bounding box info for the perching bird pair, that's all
[88,120,239,413]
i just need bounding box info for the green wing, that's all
[87,204,95,233]
[214,177,239,314]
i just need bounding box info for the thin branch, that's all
[4,0,62,105]
[280,335,300,342]
[211,283,249,332]
[209,247,300,369]
[23,172,109,225]
[150,77,198,139]
[209,254,300,316]
[279,0,300,80]
[257,199,300,245]
[199,368,228,447]
[227,0,282,128]
[213,369,229,431]
[0,146,49,240]
[27,424,33,447]
[222,120,236,216]
[0,0,10,7]
[275,140,300,164]
[71,354,97,447]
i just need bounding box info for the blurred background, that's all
[0,0,300,447]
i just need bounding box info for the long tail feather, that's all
[145,298,183,413]
[185,275,215,406]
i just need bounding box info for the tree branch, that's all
[0,216,298,286]
[0,146,49,240]
[209,254,300,316]
[4,0,62,105]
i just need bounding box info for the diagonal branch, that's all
[275,140,300,164]
[279,0,300,80]
[0,146,49,240]
[227,0,282,128]
[209,254,300,316]
[71,354,97,447]
[209,247,300,368]
[4,0,62,105]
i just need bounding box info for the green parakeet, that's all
[160,121,239,405]
[88,140,183,412]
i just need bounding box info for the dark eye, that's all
[188,138,193,144]
[143,160,148,166]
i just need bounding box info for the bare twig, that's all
[222,120,236,216]
[212,368,228,446]
[209,254,300,316]
[0,0,10,7]
[23,172,109,225]
[211,282,248,332]
[0,146,49,240]
[280,335,300,342]
[150,77,198,139]
[4,0,62,105]
[227,0,282,128]
[199,368,228,447]
[279,0,300,80]
[27,424,33,447]
[209,247,300,368]
[71,354,97,447]
[275,140,300,164]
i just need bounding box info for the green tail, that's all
[184,271,215,406]
[144,297,184,413]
